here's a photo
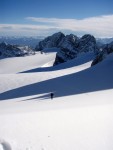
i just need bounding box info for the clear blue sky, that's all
[0,0,113,37]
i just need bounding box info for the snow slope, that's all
[0,51,113,150]
[0,52,56,74]
[0,90,113,150]
[0,52,94,94]
[22,52,94,73]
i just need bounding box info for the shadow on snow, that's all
[0,61,113,101]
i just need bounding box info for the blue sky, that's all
[0,0,113,37]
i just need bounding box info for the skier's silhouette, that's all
[50,93,54,99]
[40,51,43,54]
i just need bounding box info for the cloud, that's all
[0,15,113,37]
[0,24,55,30]
[0,24,57,36]
[26,15,113,37]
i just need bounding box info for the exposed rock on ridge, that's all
[0,42,34,58]
[91,41,113,66]
[35,32,65,51]
[35,32,99,65]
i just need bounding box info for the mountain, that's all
[96,37,113,45]
[35,32,65,51]
[58,34,79,50]
[0,42,35,58]
[78,34,98,53]
[91,41,113,66]
[0,32,113,150]
[54,34,99,65]
[0,36,43,48]
[54,34,79,65]
[35,33,99,65]
[0,42,113,150]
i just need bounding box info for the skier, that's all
[40,51,43,54]
[50,92,54,99]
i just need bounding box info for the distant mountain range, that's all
[0,42,35,57]
[0,33,113,66]
[0,35,113,48]
[96,38,113,45]
[0,36,43,48]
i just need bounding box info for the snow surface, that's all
[0,50,113,150]
[0,52,56,74]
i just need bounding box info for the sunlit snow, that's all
[0,50,113,150]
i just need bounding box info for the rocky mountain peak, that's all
[91,41,113,66]
[54,34,98,65]
[35,32,65,51]
[58,34,79,50]
[78,34,97,53]
[0,42,8,49]
[35,32,99,65]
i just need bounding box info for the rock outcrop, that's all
[35,32,99,65]
[0,42,34,58]
[91,41,113,66]
[35,32,65,51]
[54,34,99,65]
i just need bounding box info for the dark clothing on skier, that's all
[50,93,54,99]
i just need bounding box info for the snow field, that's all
[0,50,113,150]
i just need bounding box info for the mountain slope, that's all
[0,52,113,150]
[35,32,99,66]
[0,40,113,150]
[91,41,113,66]
[0,52,113,100]
[0,51,56,73]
